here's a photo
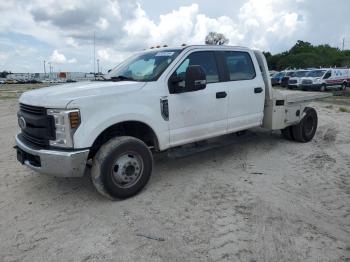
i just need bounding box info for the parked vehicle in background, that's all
[288,70,310,89]
[271,71,285,86]
[271,70,295,86]
[5,79,18,84]
[269,70,278,77]
[281,70,296,87]
[301,68,349,91]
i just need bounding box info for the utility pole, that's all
[44,60,46,78]
[342,38,345,51]
[97,59,100,78]
[93,31,96,80]
[48,62,52,79]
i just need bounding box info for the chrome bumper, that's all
[15,135,89,177]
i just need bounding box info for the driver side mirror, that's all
[169,65,206,94]
[185,65,206,92]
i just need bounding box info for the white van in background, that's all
[301,68,349,91]
[288,70,311,89]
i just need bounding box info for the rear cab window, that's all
[223,51,256,81]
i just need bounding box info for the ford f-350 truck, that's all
[15,45,331,199]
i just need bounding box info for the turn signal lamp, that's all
[69,111,80,128]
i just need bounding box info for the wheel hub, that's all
[111,153,143,188]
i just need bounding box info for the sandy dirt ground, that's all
[0,99,349,262]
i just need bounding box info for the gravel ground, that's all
[0,99,349,262]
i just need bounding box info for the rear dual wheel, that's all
[281,107,318,143]
[281,126,294,140]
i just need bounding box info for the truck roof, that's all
[145,44,251,52]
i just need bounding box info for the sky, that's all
[0,0,349,73]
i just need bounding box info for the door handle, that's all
[216,91,227,99]
[254,87,263,93]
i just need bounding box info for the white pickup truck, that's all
[15,45,330,199]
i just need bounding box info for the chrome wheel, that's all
[111,152,143,188]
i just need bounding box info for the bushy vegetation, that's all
[264,40,350,70]
[0,71,11,78]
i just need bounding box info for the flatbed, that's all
[280,90,332,104]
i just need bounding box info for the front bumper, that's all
[301,84,321,90]
[288,84,300,89]
[15,135,89,177]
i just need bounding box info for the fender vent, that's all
[160,97,169,121]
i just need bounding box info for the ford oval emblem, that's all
[18,116,26,129]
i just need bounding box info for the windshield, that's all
[286,71,295,76]
[293,71,310,77]
[273,72,285,78]
[106,49,181,81]
[306,70,326,77]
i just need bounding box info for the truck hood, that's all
[19,81,146,108]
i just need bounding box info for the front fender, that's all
[71,101,170,151]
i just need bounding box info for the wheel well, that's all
[88,121,159,159]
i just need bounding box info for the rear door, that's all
[219,50,265,132]
[167,50,228,147]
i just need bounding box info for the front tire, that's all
[91,136,153,199]
[320,84,326,92]
[341,82,347,90]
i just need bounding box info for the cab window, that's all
[174,51,219,86]
[323,71,332,79]
[224,51,256,81]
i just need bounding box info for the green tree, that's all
[265,40,350,70]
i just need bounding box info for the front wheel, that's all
[320,84,326,92]
[91,136,153,199]
[341,82,347,90]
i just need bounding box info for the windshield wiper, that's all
[110,75,136,81]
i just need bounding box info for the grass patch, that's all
[0,96,17,100]
[339,106,349,112]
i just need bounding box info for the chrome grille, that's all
[302,79,312,85]
[18,104,54,147]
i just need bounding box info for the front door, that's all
[167,51,228,147]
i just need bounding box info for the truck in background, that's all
[301,68,349,91]
[287,70,311,89]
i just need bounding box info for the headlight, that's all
[315,78,321,83]
[47,109,81,148]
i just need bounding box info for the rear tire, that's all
[291,107,318,143]
[281,126,294,140]
[91,136,153,199]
